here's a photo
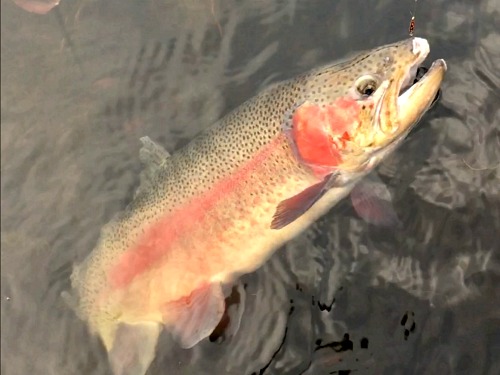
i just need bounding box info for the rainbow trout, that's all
[66,37,446,375]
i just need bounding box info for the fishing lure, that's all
[409,0,418,36]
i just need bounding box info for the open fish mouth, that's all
[399,38,431,94]
[372,38,446,142]
[366,37,446,163]
[396,58,447,128]
[399,63,444,107]
[412,66,442,105]
[397,38,447,115]
[381,38,448,139]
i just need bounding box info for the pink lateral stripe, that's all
[108,135,286,289]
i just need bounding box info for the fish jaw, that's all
[372,38,430,137]
[396,58,447,130]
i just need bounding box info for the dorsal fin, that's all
[135,136,170,197]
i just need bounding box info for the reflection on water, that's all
[1,0,499,374]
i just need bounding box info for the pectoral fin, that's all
[108,322,161,375]
[350,175,401,227]
[271,173,339,230]
[163,283,225,348]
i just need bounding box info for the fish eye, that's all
[355,75,379,97]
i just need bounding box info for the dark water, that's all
[1,0,499,374]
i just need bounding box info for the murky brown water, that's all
[1,0,499,374]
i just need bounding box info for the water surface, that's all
[1,0,499,374]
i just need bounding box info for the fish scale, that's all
[67,37,446,375]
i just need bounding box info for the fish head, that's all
[290,37,447,176]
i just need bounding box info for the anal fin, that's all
[163,283,225,348]
[108,322,161,375]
